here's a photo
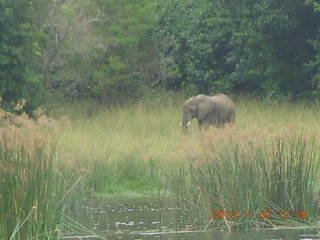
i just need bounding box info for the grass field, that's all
[53,96,320,162]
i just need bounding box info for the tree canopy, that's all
[1,0,320,113]
[156,0,320,97]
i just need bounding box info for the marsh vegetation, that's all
[1,95,319,238]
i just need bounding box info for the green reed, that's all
[170,134,319,230]
[0,145,85,239]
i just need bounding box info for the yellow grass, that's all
[1,96,319,164]
[52,97,320,164]
[56,103,188,161]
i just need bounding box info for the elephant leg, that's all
[199,119,210,130]
[202,114,213,130]
[198,122,201,131]
[202,122,210,130]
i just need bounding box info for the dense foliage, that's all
[1,0,320,112]
[156,0,320,97]
[0,0,44,113]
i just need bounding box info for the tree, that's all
[305,0,320,97]
[37,0,158,105]
[90,0,158,105]
[155,0,229,94]
[35,0,105,98]
[0,0,44,113]
[227,0,320,97]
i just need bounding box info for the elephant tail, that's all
[230,112,235,124]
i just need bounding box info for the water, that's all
[65,196,320,240]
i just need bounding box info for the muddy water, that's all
[69,196,319,240]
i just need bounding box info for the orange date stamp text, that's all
[211,210,308,220]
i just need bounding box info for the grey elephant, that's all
[181,93,235,134]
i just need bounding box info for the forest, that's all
[1,0,320,113]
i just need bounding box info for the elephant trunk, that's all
[182,123,188,134]
[182,116,191,134]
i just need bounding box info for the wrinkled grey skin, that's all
[182,93,235,134]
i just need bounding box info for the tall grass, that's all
[52,96,320,163]
[49,95,197,194]
[0,111,88,239]
[170,129,319,230]
[45,95,320,230]
[48,92,199,163]
[0,144,86,239]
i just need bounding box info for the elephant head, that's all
[181,93,235,134]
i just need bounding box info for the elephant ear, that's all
[197,98,215,121]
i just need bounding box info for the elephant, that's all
[181,93,235,134]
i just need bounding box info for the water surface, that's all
[68,196,320,240]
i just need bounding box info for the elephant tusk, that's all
[179,121,190,126]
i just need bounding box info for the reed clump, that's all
[171,128,319,230]
[0,109,63,154]
[0,110,87,239]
